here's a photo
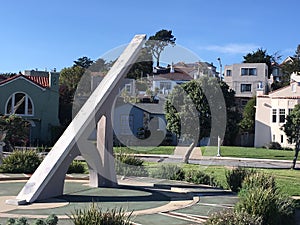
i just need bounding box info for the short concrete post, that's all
[89,113,117,187]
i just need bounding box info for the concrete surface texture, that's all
[0,175,238,225]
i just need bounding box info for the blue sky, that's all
[1,0,299,73]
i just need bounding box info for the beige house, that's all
[255,74,300,148]
[224,63,269,108]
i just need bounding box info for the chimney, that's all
[170,62,174,73]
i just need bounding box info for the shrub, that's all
[185,170,219,187]
[150,164,185,180]
[236,186,295,225]
[242,172,276,191]
[67,160,85,174]
[0,150,42,173]
[68,204,132,225]
[5,214,58,225]
[265,142,282,150]
[225,167,255,192]
[204,209,262,225]
[115,152,148,177]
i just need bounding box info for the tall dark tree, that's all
[146,29,176,67]
[126,47,153,79]
[243,48,277,77]
[281,44,300,79]
[165,77,239,162]
[88,58,114,73]
[59,63,85,125]
[282,104,300,169]
[73,56,94,69]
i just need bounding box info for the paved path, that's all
[133,154,296,169]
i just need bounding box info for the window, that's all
[257,81,263,90]
[272,68,279,76]
[226,69,232,76]
[160,82,171,90]
[288,108,293,115]
[292,84,296,92]
[5,92,34,116]
[279,109,285,123]
[241,84,252,92]
[280,135,284,143]
[125,84,132,93]
[272,109,277,123]
[273,134,275,142]
[241,68,257,76]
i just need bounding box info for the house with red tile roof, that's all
[0,70,60,146]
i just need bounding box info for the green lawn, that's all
[113,146,175,155]
[114,145,295,160]
[202,146,294,160]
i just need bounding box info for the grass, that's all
[202,146,294,160]
[114,145,295,160]
[113,146,175,155]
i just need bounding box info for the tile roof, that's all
[152,72,193,81]
[0,75,49,88]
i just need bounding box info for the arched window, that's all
[5,92,34,116]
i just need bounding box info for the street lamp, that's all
[217,57,222,80]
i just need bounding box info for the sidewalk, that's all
[132,154,295,169]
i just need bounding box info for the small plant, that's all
[236,186,295,225]
[5,214,58,225]
[150,164,185,180]
[185,170,219,187]
[44,214,58,225]
[14,217,29,225]
[204,209,262,225]
[242,172,276,191]
[33,219,45,225]
[67,160,86,174]
[68,203,132,225]
[0,150,42,173]
[265,142,283,150]
[225,167,255,192]
[115,152,148,177]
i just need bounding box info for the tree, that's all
[146,29,176,67]
[239,97,256,133]
[0,114,29,150]
[281,44,300,82]
[59,65,85,125]
[126,47,153,79]
[282,104,300,169]
[165,76,239,162]
[243,48,279,77]
[73,56,94,69]
[59,65,85,103]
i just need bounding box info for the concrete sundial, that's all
[6,34,146,205]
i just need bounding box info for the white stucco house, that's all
[150,70,193,95]
[255,72,300,148]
